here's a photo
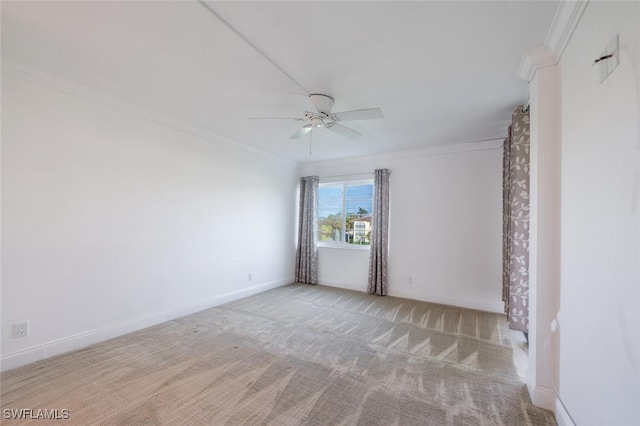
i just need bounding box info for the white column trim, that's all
[530,385,557,412]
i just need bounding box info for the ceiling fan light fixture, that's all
[310,118,324,128]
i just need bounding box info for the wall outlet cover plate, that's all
[14,322,29,338]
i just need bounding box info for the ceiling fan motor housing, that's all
[309,94,334,114]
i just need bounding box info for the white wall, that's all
[1,72,298,370]
[558,2,639,424]
[300,142,504,313]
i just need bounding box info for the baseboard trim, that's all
[528,384,556,412]
[555,398,574,426]
[0,278,293,372]
[318,280,367,293]
[388,290,504,314]
[316,281,504,313]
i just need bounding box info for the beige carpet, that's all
[1,284,556,425]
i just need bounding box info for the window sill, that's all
[318,243,371,251]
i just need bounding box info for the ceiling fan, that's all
[251,93,384,140]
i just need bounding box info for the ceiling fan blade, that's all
[290,125,313,139]
[331,108,384,122]
[291,93,317,113]
[326,122,362,139]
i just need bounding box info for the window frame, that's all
[317,179,374,251]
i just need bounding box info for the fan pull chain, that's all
[309,129,313,155]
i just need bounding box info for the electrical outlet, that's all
[599,34,619,83]
[14,322,29,338]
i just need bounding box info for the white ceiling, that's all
[1,1,558,164]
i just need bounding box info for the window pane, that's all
[346,184,373,199]
[319,185,343,201]
[346,200,373,216]
[318,201,343,219]
[317,181,373,245]
[346,214,372,245]
[318,213,343,242]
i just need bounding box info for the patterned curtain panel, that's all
[295,176,319,284]
[502,127,513,316]
[368,169,390,296]
[502,108,530,332]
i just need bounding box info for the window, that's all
[318,181,373,247]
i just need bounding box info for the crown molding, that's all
[517,51,537,82]
[1,57,297,168]
[545,0,589,62]
[300,138,504,168]
[517,46,557,81]
[518,0,589,81]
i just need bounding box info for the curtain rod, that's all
[318,172,375,179]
